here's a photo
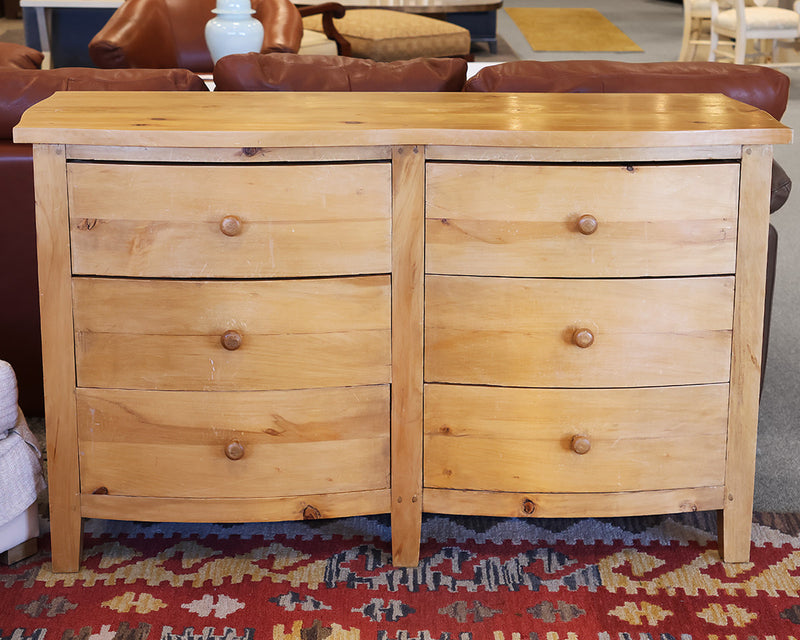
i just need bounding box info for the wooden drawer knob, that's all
[219,215,243,237]
[571,435,592,455]
[577,214,598,235]
[221,330,243,351]
[225,440,244,460]
[572,328,595,348]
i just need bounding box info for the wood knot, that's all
[522,499,536,515]
[77,218,98,231]
[303,505,322,520]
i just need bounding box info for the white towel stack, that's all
[0,360,46,528]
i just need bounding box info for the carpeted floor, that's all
[3,512,800,637]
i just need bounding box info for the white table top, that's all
[20,0,122,7]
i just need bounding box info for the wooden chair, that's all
[680,0,713,60]
[709,0,800,66]
[89,0,350,73]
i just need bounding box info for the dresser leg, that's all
[717,502,753,563]
[392,500,422,567]
[49,512,84,573]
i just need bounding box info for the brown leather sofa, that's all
[213,52,468,91]
[0,42,208,415]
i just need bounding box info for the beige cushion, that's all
[303,9,471,61]
[298,29,339,56]
[716,7,800,31]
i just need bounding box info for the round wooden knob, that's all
[571,435,592,455]
[577,214,598,235]
[225,440,244,460]
[221,330,243,351]
[572,328,595,348]
[219,215,243,237]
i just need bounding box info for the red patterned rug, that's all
[3,512,800,639]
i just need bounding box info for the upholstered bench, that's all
[302,8,471,61]
[0,360,45,565]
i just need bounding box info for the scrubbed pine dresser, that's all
[14,91,791,571]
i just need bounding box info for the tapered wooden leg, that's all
[717,505,752,564]
[718,145,772,564]
[34,144,83,572]
[48,494,84,573]
[390,145,425,567]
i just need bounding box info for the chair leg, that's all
[709,27,718,60]
[734,37,747,63]
[679,12,694,60]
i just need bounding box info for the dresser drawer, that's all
[424,384,728,493]
[77,386,390,498]
[74,276,390,390]
[68,162,391,277]
[426,162,739,277]
[425,275,734,388]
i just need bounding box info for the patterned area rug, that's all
[505,8,643,53]
[3,512,800,638]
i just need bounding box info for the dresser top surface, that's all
[14,91,792,148]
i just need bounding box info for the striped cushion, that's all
[302,9,471,61]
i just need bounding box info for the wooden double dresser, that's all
[14,92,791,572]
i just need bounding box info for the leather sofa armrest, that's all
[297,3,350,56]
[0,43,44,69]
[89,0,179,68]
[771,159,792,214]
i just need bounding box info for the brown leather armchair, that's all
[89,0,350,72]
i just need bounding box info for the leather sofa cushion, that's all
[465,60,791,214]
[213,52,467,92]
[464,60,790,120]
[0,67,208,140]
[0,43,45,70]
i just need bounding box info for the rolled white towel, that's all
[1,360,20,436]
[0,360,46,526]
[0,410,46,526]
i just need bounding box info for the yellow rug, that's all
[505,8,643,52]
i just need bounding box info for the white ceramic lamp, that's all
[205,0,264,64]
